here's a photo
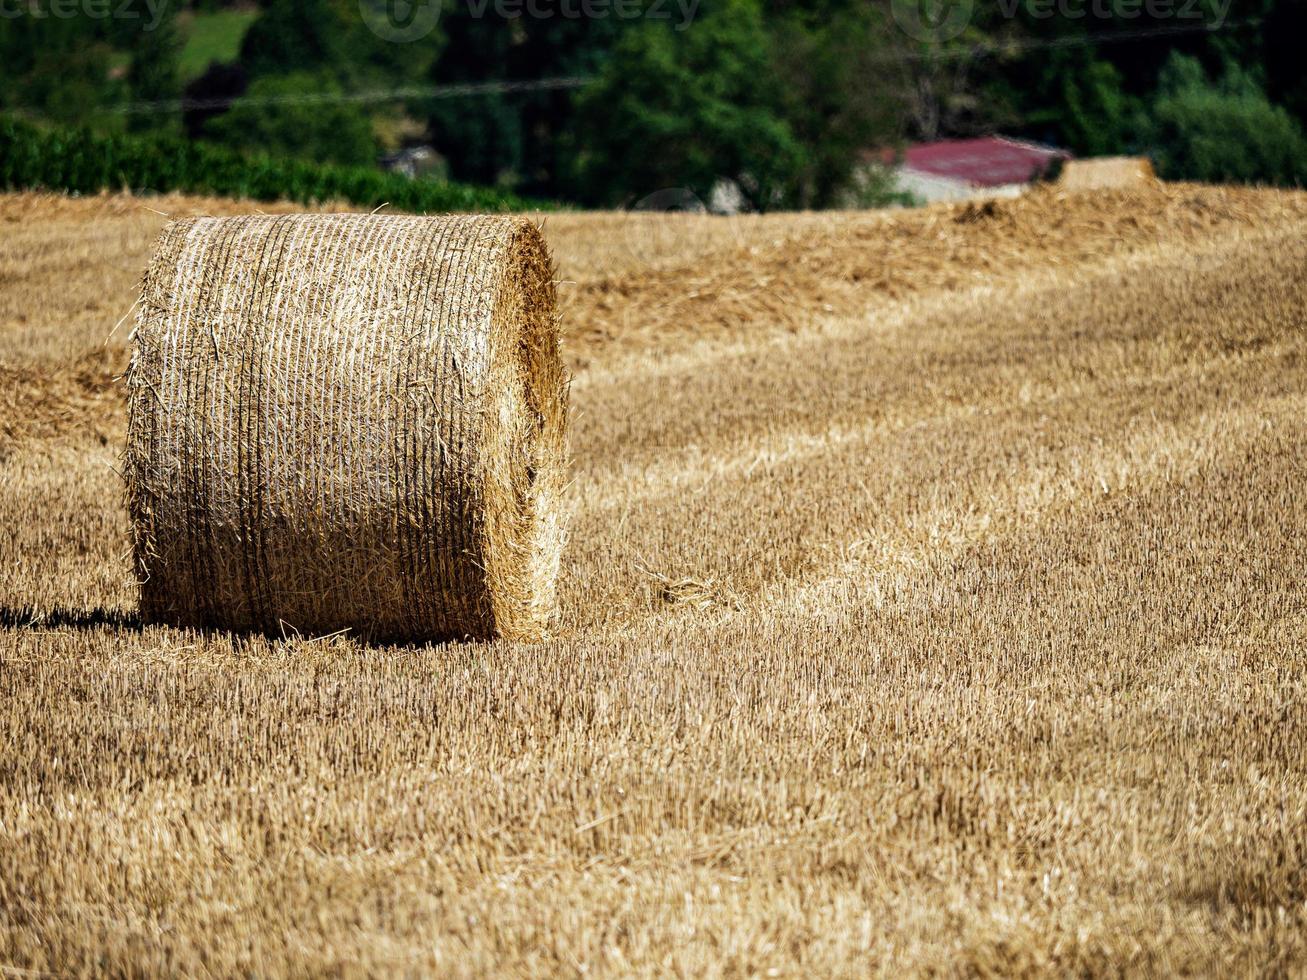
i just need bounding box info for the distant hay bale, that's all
[125,214,567,644]
[1059,156,1156,191]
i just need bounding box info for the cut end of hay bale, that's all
[124,213,568,644]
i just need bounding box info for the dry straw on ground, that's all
[4,185,1307,975]
[124,214,567,643]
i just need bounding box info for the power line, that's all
[881,16,1257,63]
[115,76,592,115]
[106,17,1254,115]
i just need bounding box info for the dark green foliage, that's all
[567,0,805,210]
[182,63,250,140]
[1144,53,1307,185]
[3,0,1307,208]
[204,0,443,168]
[203,73,380,167]
[240,0,441,89]
[1264,0,1307,127]
[126,9,185,135]
[966,1,1244,151]
[0,116,554,212]
[0,16,123,128]
[768,2,906,208]
[427,11,622,193]
[1031,55,1143,157]
[429,96,526,188]
[424,12,531,189]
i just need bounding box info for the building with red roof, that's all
[872,136,1073,203]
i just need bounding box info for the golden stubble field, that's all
[1,183,1305,975]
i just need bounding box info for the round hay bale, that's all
[125,213,567,643]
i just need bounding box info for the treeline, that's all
[0,117,551,212]
[1,0,1305,210]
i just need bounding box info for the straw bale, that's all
[124,213,567,643]
[1059,156,1156,191]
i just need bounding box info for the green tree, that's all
[1145,52,1307,185]
[204,73,380,167]
[426,13,623,193]
[567,0,804,210]
[767,1,906,207]
[239,0,442,88]
[1034,55,1141,157]
[0,17,122,128]
[126,12,185,134]
[889,0,1007,141]
[220,0,442,161]
[964,0,1250,152]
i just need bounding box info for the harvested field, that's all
[2,183,1306,975]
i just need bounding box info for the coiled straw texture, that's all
[125,214,567,643]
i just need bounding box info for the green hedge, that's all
[0,116,554,212]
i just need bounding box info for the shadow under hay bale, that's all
[125,214,568,644]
